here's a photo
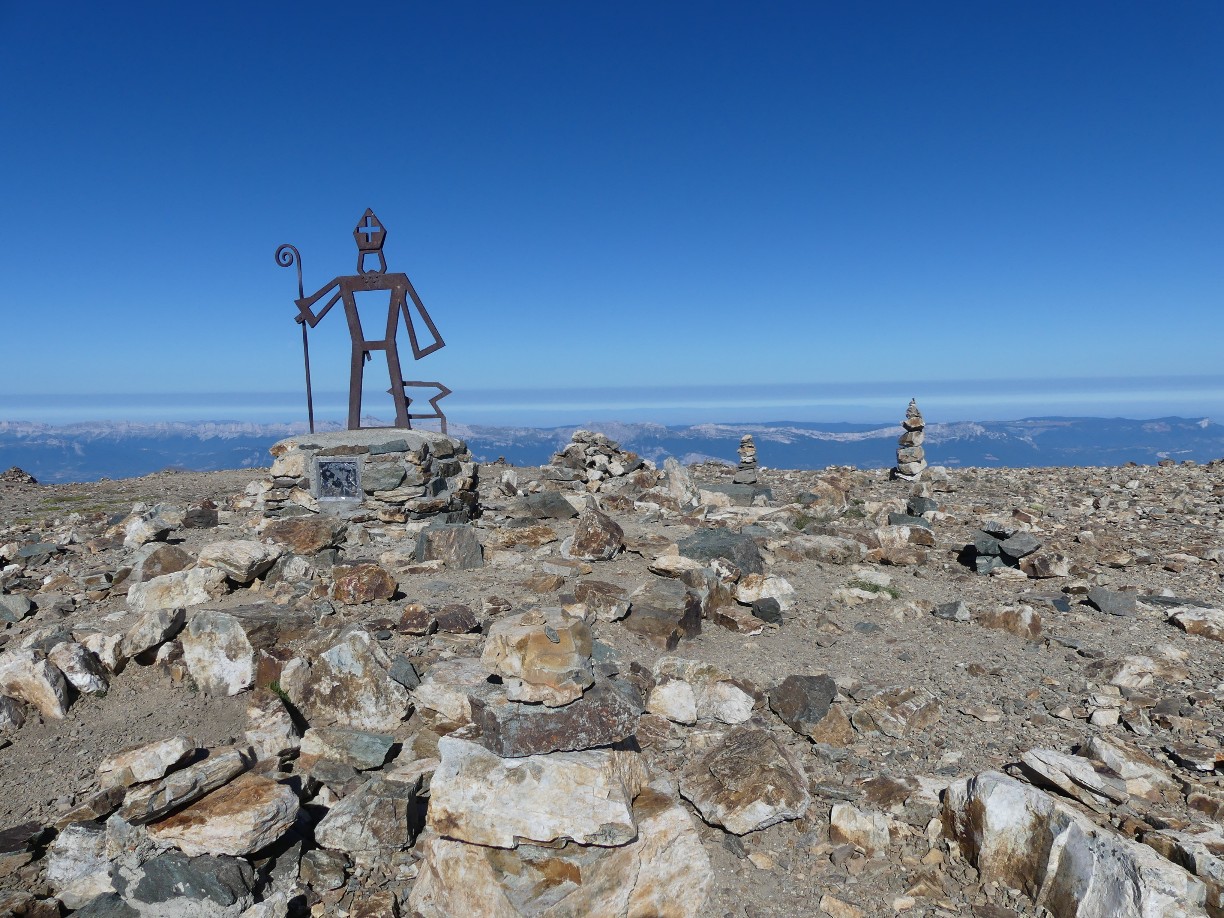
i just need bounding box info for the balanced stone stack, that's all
[548,429,650,492]
[410,606,711,915]
[249,428,479,523]
[0,466,37,484]
[733,434,758,484]
[893,399,928,480]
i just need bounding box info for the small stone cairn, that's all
[893,399,928,480]
[733,434,758,484]
[548,429,650,491]
[0,466,37,484]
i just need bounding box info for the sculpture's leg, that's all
[348,346,365,430]
[385,340,410,428]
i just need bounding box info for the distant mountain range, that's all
[1,416,1221,484]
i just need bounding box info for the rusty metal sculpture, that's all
[275,210,450,433]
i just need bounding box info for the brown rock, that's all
[0,823,44,881]
[808,705,855,746]
[331,563,397,604]
[709,604,765,634]
[860,775,919,810]
[262,517,346,555]
[868,527,929,565]
[53,786,126,830]
[312,772,417,852]
[679,724,811,834]
[482,595,514,616]
[566,508,624,562]
[778,535,864,565]
[820,894,865,918]
[623,578,702,650]
[851,686,942,738]
[976,605,1043,640]
[434,603,479,634]
[1168,605,1224,642]
[798,479,850,512]
[0,892,59,918]
[398,603,437,635]
[568,579,631,622]
[522,573,565,593]
[486,524,557,549]
[350,891,400,918]
[470,677,643,757]
[1020,552,1071,579]
[118,746,254,825]
[480,608,594,707]
[146,771,299,856]
[130,543,194,583]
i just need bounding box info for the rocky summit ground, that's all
[0,436,1222,918]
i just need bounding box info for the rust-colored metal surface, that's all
[276,210,450,433]
[396,380,453,435]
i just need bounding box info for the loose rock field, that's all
[0,434,1222,917]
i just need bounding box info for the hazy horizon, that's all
[4,375,1224,428]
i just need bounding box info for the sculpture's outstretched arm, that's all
[294,278,343,327]
[400,276,446,359]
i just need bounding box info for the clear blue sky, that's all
[2,2,1221,424]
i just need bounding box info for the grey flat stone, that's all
[999,532,1041,559]
[677,529,764,575]
[933,600,971,622]
[1087,587,1137,618]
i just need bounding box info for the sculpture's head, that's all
[353,208,387,274]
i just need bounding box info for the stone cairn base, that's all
[249,428,479,524]
[893,399,928,480]
[409,605,710,914]
[733,434,758,484]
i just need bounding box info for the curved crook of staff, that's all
[275,244,315,434]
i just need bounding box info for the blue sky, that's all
[1,2,1221,426]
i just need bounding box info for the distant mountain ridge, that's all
[0,416,1220,484]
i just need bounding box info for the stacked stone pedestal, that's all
[893,399,928,481]
[733,434,758,484]
[411,606,712,917]
[251,428,478,523]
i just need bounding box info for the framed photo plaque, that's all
[314,458,362,502]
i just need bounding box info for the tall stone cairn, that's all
[733,434,758,484]
[894,399,927,480]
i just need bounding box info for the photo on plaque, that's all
[315,458,362,501]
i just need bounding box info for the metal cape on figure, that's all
[275,209,451,433]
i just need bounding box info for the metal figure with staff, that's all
[275,209,451,433]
